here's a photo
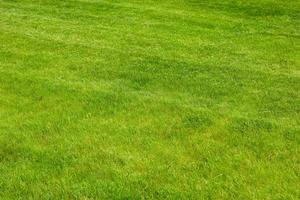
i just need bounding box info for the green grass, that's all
[0,0,299,199]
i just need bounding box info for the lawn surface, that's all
[0,0,300,199]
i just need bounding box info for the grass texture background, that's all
[0,0,299,199]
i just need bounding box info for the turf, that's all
[0,0,299,199]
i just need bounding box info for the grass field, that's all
[0,0,300,199]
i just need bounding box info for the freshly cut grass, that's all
[0,0,299,199]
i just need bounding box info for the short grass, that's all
[0,0,299,199]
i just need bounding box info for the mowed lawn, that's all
[0,0,299,199]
